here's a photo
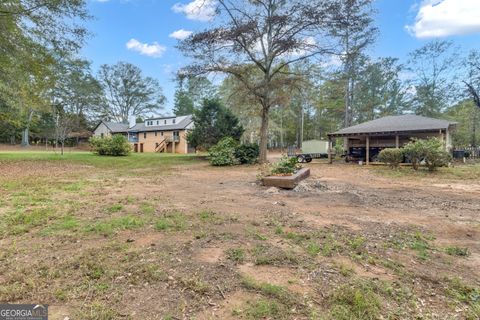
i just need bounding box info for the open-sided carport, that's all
[327,115,457,165]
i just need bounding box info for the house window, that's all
[173,119,176,124]
[173,131,179,138]
[101,133,104,138]
[157,120,159,125]
[144,132,147,139]
[164,120,167,124]
[161,132,163,136]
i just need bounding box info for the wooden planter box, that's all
[262,168,311,189]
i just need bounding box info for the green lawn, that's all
[0,151,200,170]
[372,163,480,180]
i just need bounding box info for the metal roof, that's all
[128,115,193,133]
[329,115,457,137]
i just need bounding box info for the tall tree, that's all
[96,62,166,123]
[463,50,480,112]
[179,0,353,162]
[53,57,104,130]
[407,40,457,117]
[0,0,90,146]
[354,57,409,123]
[173,74,217,116]
[329,0,378,127]
[447,100,480,148]
[188,99,244,150]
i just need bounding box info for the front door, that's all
[134,144,138,152]
[140,143,144,153]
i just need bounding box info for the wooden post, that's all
[366,136,370,165]
[328,136,333,164]
[395,135,399,148]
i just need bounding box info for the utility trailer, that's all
[288,140,329,163]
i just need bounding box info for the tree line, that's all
[1,0,479,159]
[0,1,166,149]
[174,0,480,162]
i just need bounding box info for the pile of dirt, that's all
[293,180,331,193]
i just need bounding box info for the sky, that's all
[81,0,480,115]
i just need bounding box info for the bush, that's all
[89,135,131,156]
[271,155,300,175]
[235,143,259,164]
[378,148,404,168]
[208,137,239,166]
[404,138,451,171]
[403,139,423,170]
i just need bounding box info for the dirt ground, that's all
[0,154,479,319]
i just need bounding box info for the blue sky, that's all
[81,0,480,114]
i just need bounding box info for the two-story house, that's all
[93,115,194,154]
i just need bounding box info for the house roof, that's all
[329,115,457,137]
[92,120,129,133]
[128,115,193,133]
[105,122,129,133]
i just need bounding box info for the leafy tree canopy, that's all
[187,99,244,150]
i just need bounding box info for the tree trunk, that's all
[259,107,269,163]
[21,129,29,147]
[61,141,64,155]
[21,109,34,147]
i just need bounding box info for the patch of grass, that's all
[198,210,219,223]
[179,276,210,294]
[243,299,286,319]
[63,181,85,192]
[225,248,245,263]
[3,207,57,235]
[274,226,284,235]
[284,231,310,244]
[327,281,381,320]
[348,236,366,251]
[105,203,123,213]
[338,263,354,277]
[129,263,167,284]
[77,302,124,320]
[445,246,470,257]
[85,215,145,236]
[385,230,435,260]
[252,244,298,266]
[54,288,67,301]
[39,216,80,236]
[242,276,296,306]
[154,211,187,232]
[141,203,155,215]
[373,163,480,180]
[0,151,200,171]
[444,277,480,319]
[306,242,321,256]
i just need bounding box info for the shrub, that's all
[378,148,404,168]
[421,138,452,171]
[208,137,239,166]
[403,139,423,170]
[271,155,300,175]
[404,138,451,171]
[89,135,131,156]
[235,143,259,164]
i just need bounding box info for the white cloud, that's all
[169,29,193,40]
[126,39,166,58]
[172,0,216,22]
[406,0,480,38]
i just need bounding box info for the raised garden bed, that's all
[262,168,311,189]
